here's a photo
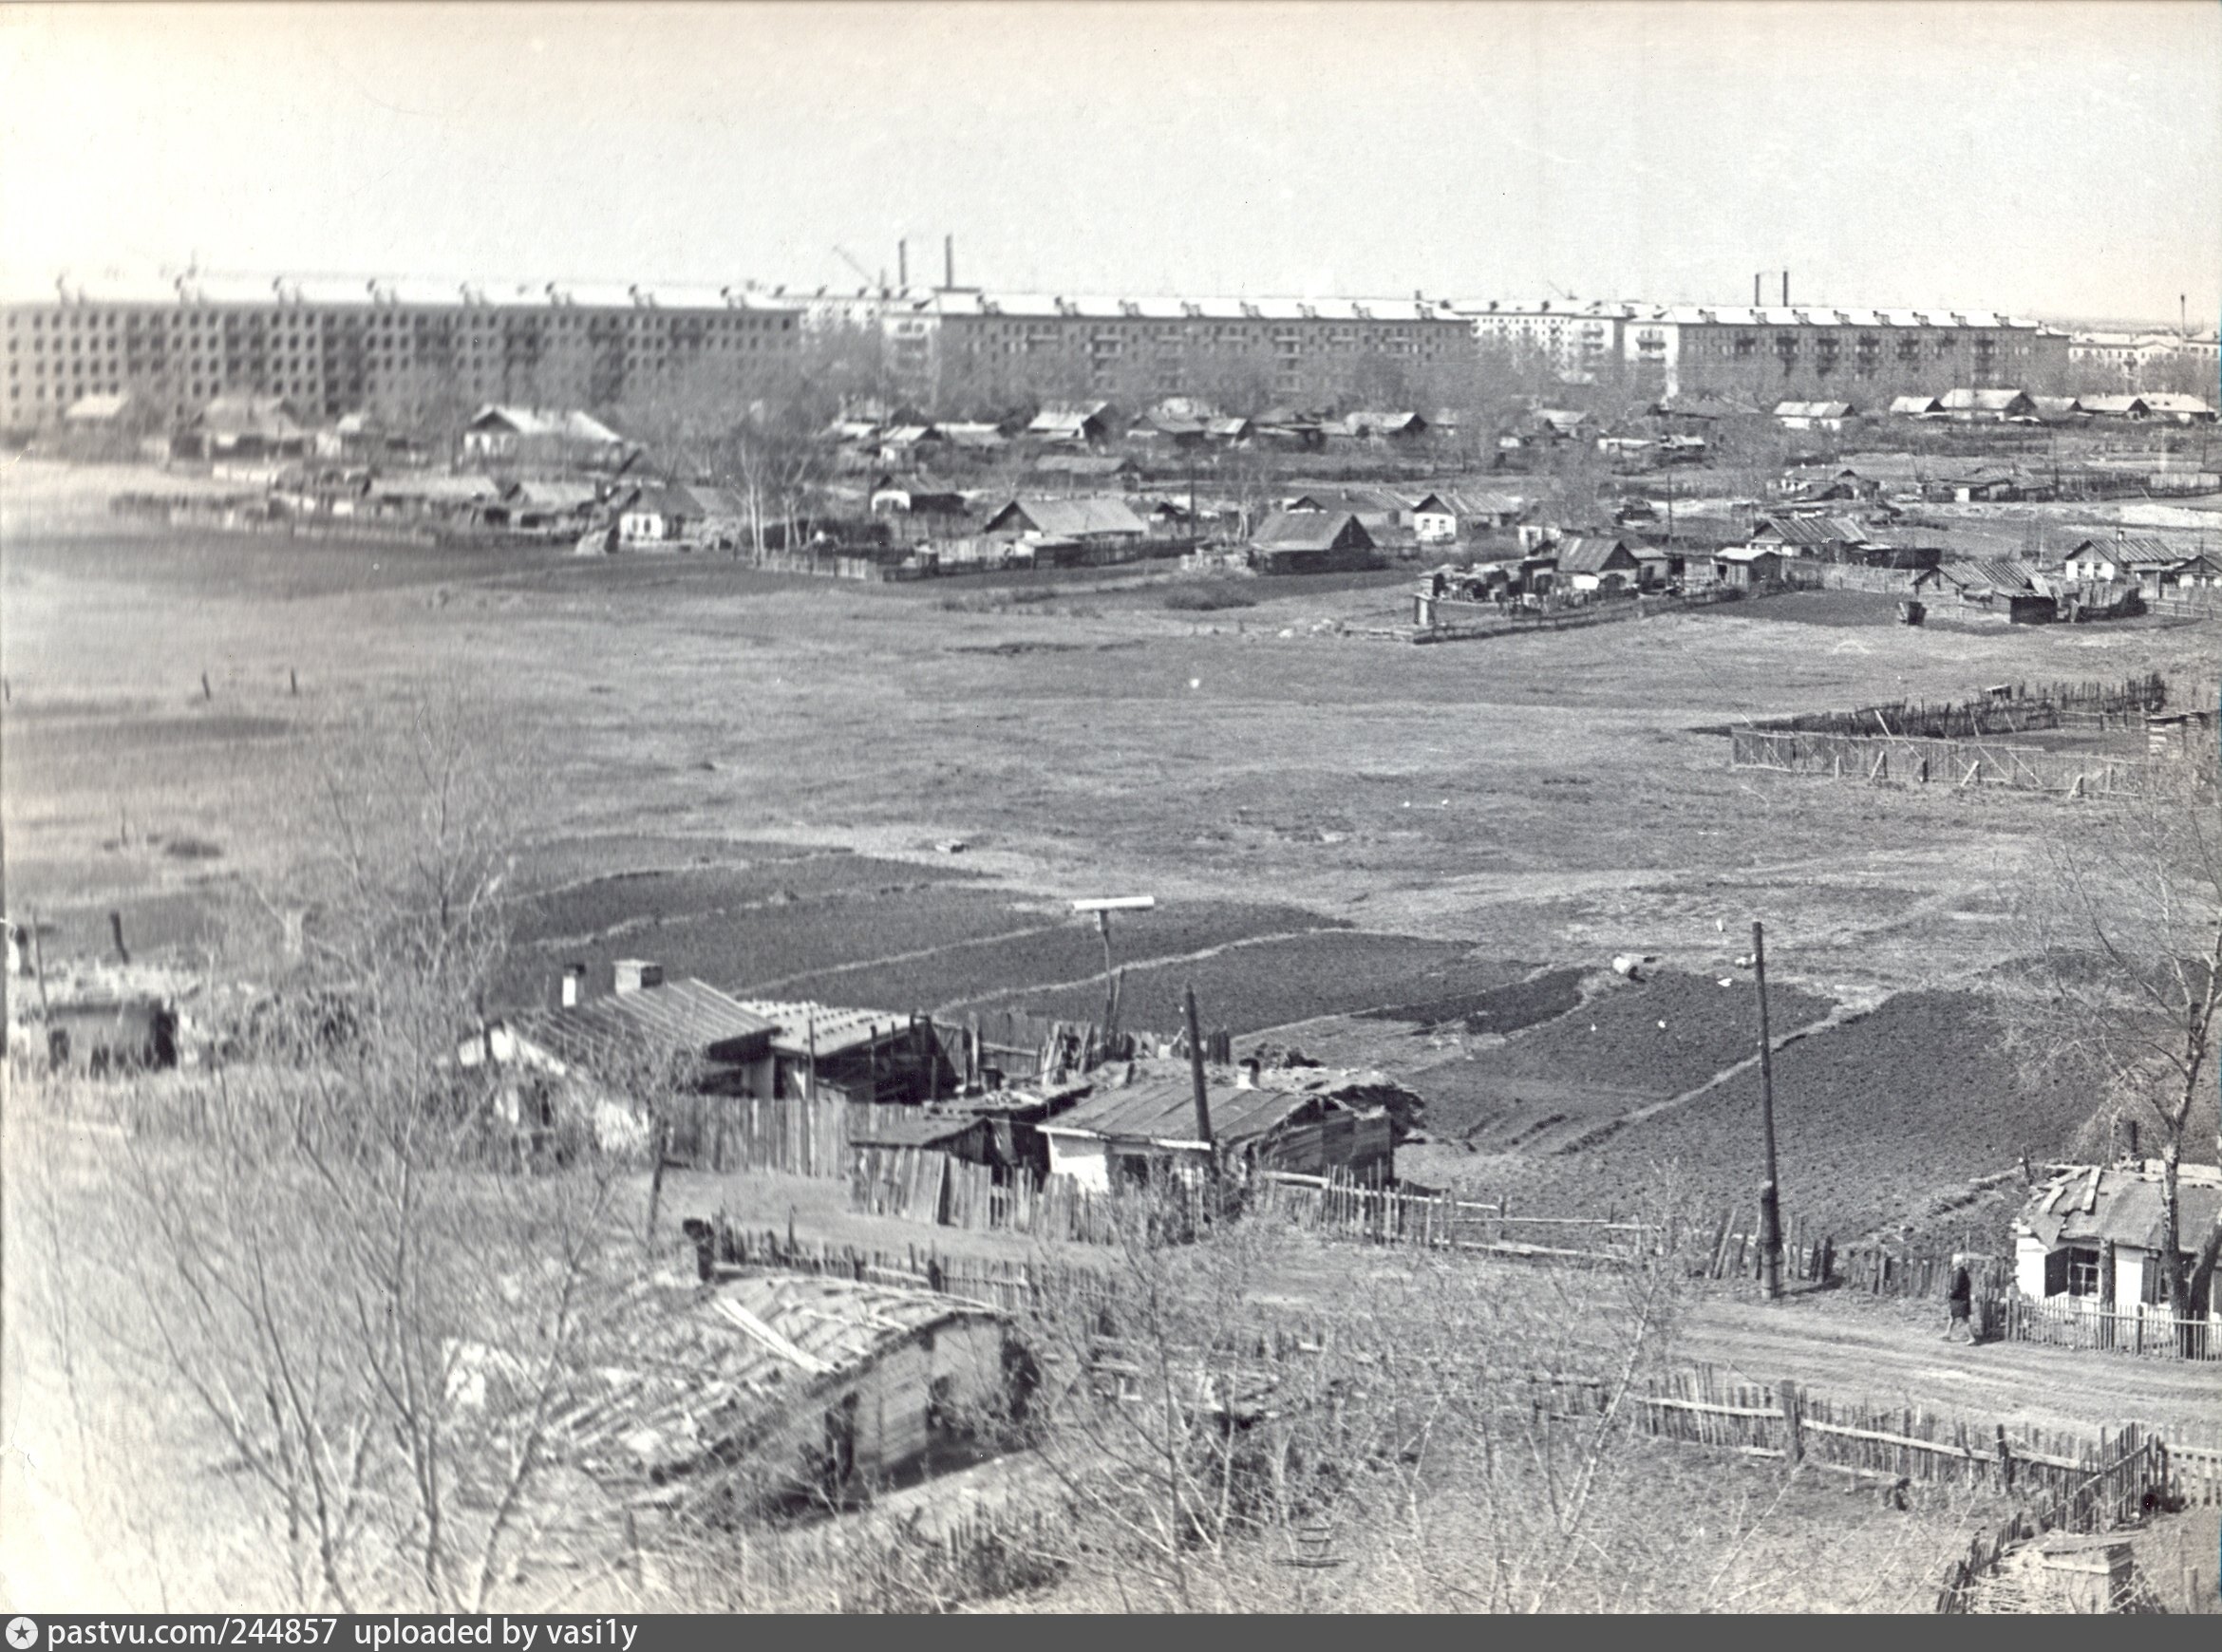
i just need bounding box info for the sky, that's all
[1,1,2217,325]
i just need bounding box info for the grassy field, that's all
[7,458,2221,1248]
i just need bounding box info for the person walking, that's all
[1943,1256,1975,1343]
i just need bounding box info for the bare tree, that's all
[2000,768,2222,1331]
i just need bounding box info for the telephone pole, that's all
[1752,920,1784,1299]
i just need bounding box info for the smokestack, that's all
[1782,271,1790,307]
[1754,272,1761,308]
[560,964,584,1008]
[613,959,664,996]
[898,239,908,291]
[944,235,954,291]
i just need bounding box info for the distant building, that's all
[1937,386,2036,422]
[2,272,802,434]
[981,496,1148,545]
[1773,400,1854,432]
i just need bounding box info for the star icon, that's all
[7,1618,39,1651]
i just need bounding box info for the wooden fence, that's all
[1729,724,2204,798]
[847,1150,1146,1247]
[660,1096,914,1179]
[1934,1424,2170,1612]
[2000,1293,2218,1361]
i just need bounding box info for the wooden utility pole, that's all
[1752,920,1784,1299]
[1183,984,1215,1171]
[1097,910,1118,1035]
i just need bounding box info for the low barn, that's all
[1036,1061,1411,1192]
[2012,1162,2222,1320]
[531,1269,1014,1517]
[733,999,962,1107]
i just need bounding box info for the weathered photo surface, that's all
[1,0,2217,1616]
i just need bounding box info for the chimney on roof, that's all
[560,964,584,1008]
[613,960,664,996]
[1236,1058,1260,1090]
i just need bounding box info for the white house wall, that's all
[1045,1134,1110,1193]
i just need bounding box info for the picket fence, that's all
[847,1149,1166,1247]
[661,1095,909,1179]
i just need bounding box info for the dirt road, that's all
[1672,1290,2222,1439]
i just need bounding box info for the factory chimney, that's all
[1782,271,1790,307]
[1754,272,1761,307]
[898,239,908,291]
[944,235,955,291]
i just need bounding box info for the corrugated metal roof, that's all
[1554,536,1636,573]
[986,497,1147,538]
[1252,510,1372,553]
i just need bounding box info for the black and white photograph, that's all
[1,0,2217,1618]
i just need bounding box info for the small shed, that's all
[1554,535,1642,592]
[538,1270,1013,1515]
[1712,545,1784,588]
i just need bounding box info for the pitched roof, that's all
[729,999,920,1059]
[1553,535,1636,573]
[513,979,776,1073]
[2019,1164,2222,1254]
[1753,515,1869,547]
[1252,510,1373,553]
[546,1273,1003,1485]
[195,393,307,439]
[1033,454,1135,476]
[1774,401,1854,419]
[2067,535,2190,568]
[1890,395,1942,415]
[1936,558,2039,592]
[1038,1062,1393,1148]
[63,391,131,422]
[986,497,1148,537]
[1938,387,2031,412]
[465,404,624,444]
[2140,394,2215,416]
[2079,395,2149,416]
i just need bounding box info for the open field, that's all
[7,459,2221,1248]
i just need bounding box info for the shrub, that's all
[1163,583,1257,612]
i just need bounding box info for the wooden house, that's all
[1035,1061,1411,1192]
[1712,545,1784,589]
[2012,1162,2222,1321]
[981,496,1147,547]
[1773,400,1854,432]
[732,999,962,1107]
[531,1270,1013,1517]
[1553,535,1642,592]
[1249,510,1378,574]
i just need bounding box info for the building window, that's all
[2063,1247,2101,1298]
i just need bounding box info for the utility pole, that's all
[1183,984,1215,1172]
[1752,920,1784,1300]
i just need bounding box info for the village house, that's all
[1748,515,1872,559]
[2061,535,2222,600]
[1922,559,2053,622]
[2138,393,2217,424]
[981,496,1149,550]
[1937,386,2038,422]
[1553,535,1644,592]
[172,393,311,460]
[479,478,601,533]
[2028,395,2086,424]
[461,404,627,468]
[2012,1161,2222,1321]
[616,482,746,547]
[1888,394,1943,418]
[534,1267,1014,1518]
[1404,490,1526,545]
[1249,509,1378,574]
[467,961,780,1099]
[1035,1060,1409,1192]
[1341,409,1430,444]
[1711,545,1785,589]
[1772,400,1854,432]
[1026,402,1118,446]
[730,999,962,1107]
[2079,394,2150,422]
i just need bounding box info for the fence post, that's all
[1779,1380,1803,1463]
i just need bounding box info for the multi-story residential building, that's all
[2068,329,2219,391]
[1618,307,2068,402]
[1451,298,1641,382]
[871,289,1474,408]
[1,272,804,433]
